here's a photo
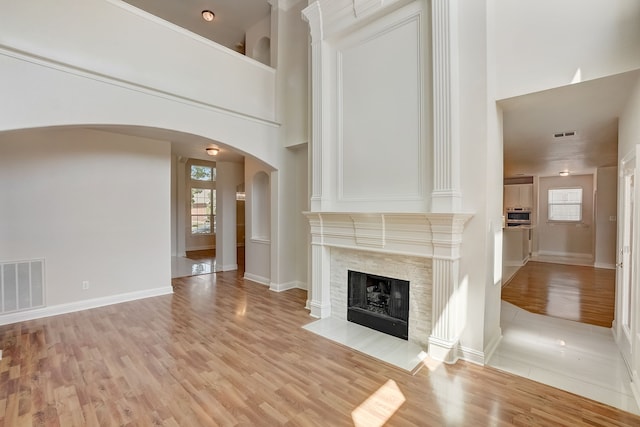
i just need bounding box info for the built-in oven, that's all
[506,208,531,227]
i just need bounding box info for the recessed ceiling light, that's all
[202,10,215,22]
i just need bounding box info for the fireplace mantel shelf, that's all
[303,211,473,260]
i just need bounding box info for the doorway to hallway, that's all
[501,261,615,327]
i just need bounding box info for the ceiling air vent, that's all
[553,130,578,140]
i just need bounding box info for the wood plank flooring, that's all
[1,269,638,426]
[501,261,615,327]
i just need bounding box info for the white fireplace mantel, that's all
[304,211,472,259]
[304,211,473,363]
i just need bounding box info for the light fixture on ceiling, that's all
[206,147,219,156]
[202,10,215,22]
[559,170,570,177]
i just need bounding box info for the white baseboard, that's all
[457,345,487,366]
[0,286,174,326]
[186,245,215,251]
[594,262,616,270]
[243,273,270,286]
[482,328,502,365]
[218,264,238,272]
[269,280,307,292]
[537,250,593,260]
[631,374,640,413]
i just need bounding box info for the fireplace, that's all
[347,270,409,340]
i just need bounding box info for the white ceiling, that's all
[501,70,640,178]
[122,0,271,51]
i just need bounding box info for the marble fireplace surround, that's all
[304,212,472,364]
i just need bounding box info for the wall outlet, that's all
[82,281,90,290]
[0,350,2,360]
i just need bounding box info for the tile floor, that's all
[488,300,639,415]
[171,256,216,278]
[303,317,428,373]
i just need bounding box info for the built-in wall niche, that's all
[347,270,409,340]
[251,171,270,240]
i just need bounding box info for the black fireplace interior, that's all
[347,270,409,340]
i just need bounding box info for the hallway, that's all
[489,262,638,414]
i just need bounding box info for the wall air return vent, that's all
[0,259,45,314]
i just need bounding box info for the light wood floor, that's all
[501,261,616,327]
[1,270,638,426]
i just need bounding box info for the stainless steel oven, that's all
[506,208,531,226]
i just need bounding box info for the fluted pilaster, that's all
[302,2,329,211]
[306,213,332,318]
[427,213,471,363]
[431,0,461,212]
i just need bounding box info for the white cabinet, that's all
[504,184,533,208]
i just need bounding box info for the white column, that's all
[431,0,462,212]
[302,2,330,212]
[307,213,331,318]
[427,213,471,363]
[215,162,239,272]
[176,156,187,257]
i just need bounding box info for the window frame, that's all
[189,163,216,235]
[190,187,215,235]
[547,187,583,223]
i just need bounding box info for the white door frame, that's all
[615,146,640,405]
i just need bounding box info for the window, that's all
[191,165,215,181]
[548,188,582,222]
[191,188,216,234]
[189,164,216,234]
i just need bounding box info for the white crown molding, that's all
[269,0,305,12]
[353,0,384,18]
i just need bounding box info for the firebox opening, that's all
[347,270,409,340]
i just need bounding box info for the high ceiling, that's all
[114,2,638,179]
[501,70,640,178]
[122,0,271,51]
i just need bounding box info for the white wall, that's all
[0,52,281,169]
[595,166,618,269]
[215,161,244,271]
[272,0,309,148]
[294,145,310,289]
[171,154,178,256]
[495,0,640,99]
[0,0,276,121]
[0,128,171,308]
[619,77,640,159]
[246,15,272,66]
[457,0,503,360]
[536,174,595,259]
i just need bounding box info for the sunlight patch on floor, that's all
[352,379,406,427]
